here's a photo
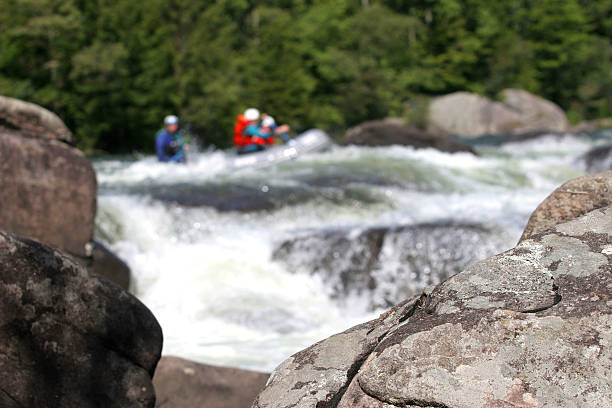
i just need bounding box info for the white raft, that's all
[229,129,332,170]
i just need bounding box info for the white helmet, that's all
[164,115,179,125]
[262,116,276,127]
[244,108,260,121]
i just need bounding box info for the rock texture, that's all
[429,89,568,138]
[0,95,72,142]
[341,119,475,153]
[253,173,611,408]
[154,356,269,408]
[520,170,612,241]
[0,128,97,257]
[0,232,163,407]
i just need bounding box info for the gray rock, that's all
[429,92,522,137]
[351,208,610,408]
[501,88,569,134]
[0,95,72,142]
[0,128,97,258]
[341,119,475,154]
[429,90,568,138]
[253,176,611,408]
[0,232,163,407]
[153,356,269,408]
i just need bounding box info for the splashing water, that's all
[93,131,607,371]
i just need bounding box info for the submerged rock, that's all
[579,144,612,173]
[341,119,475,154]
[0,232,162,407]
[253,173,612,408]
[147,177,389,213]
[272,223,510,308]
[153,356,269,408]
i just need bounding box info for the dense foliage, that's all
[2,0,612,152]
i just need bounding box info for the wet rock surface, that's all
[341,119,475,154]
[272,223,509,308]
[0,232,162,407]
[253,173,611,408]
[579,144,612,173]
[136,175,390,213]
[153,356,269,408]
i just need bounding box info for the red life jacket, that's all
[233,114,253,147]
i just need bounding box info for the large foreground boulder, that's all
[429,89,568,138]
[252,174,611,408]
[0,232,162,407]
[341,119,475,153]
[154,356,269,408]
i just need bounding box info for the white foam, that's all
[95,132,609,370]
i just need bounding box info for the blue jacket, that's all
[155,129,185,162]
[245,124,272,138]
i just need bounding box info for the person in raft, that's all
[155,115,187,163]
[233,108,271,154]
[260,113,292,144]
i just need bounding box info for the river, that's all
[92,130,610,372]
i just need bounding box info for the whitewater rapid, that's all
[93,132,607,371]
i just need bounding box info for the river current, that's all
[92,131,610,372]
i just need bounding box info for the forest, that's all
[2,0,612,153]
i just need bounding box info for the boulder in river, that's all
[0,232,163,407]
[341,119,475,154]
[0,128,97,258]
[0,96,130,290]
[253,173,612,408]
[153,356,269,408]
[429,89,569,138]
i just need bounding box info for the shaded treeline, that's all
[2,0,612,152]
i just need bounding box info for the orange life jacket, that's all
[233,114,253,147]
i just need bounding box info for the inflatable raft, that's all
[229,129,332,170]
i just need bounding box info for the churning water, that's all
[93,131,610,371]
